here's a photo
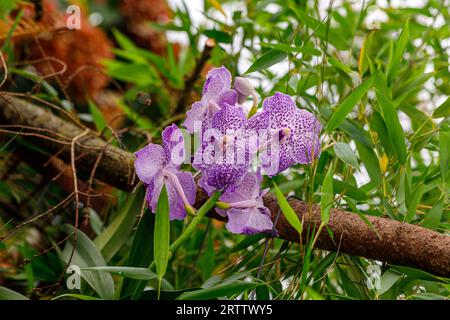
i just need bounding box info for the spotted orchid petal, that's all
[134,144,166,184]
[226,207,273,235]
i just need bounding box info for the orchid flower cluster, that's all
[134,67,322,235]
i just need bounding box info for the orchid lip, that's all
[163,169,193,211]
[279,127,291,143]
[226,198,261,209]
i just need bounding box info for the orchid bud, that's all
[234,77,254,104]
[185,204,197,217]
[216,201,231,210]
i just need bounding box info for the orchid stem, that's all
[169,191,222,254]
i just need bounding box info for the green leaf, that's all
[94,186,145,262]
[203,29,232,43]
[358,31,374,76]
[376,90,407,164]
[228,233,265,253]
[82,267,158,280]
[154,185,170,280]
[245,50,287,74]
[387,19,410,81]
[432,97,450,118]
[392,266,448,283]
[272,182,302,236]
[334,142,358,167]
[120,211,155,299]
[320,166,334,224]
[422,200,444,230]
[87,99,108,133]
[0,286,29,300]
[405,183,424,222]
[61,225,115,299]
[306,252,337,285]
[177,281,258,300]
[379,269,402,295]
[355,142,382,187]
[326,74,375,132]
[439,130,450,181]
[52,294,102,300]
[0,0,17,19]
[314,173,368,201]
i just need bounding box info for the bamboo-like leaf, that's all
[154,185,170,280]
[326,74,375,132]
[177,281,258,300]
[432,97,450,118]
[245,50,287,74]
[422,200,443,231]
[439,130,450,181]
[94,186,145,262]
[272,182,302,236]
[334,142,358,167]
[320,166,334,224]
[87,99,108,133]
[82,266,158,280]
[376,90,408,164]
[387,19,410,81]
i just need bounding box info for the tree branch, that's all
[1,95,449,277]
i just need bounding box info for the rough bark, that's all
[1,95,449,277]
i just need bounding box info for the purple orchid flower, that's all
[216,172,273,235]
[195,103,252,194]
[248,92,322,176]
[183,66,238,134]
[134,124,196,220]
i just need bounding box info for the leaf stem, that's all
[169,191,222,253]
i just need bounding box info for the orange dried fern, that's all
[0,2,65,42]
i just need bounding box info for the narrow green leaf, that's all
[203,29,232,43]
[405,183,424,222]
[177,281,258,300]
[314,173,368,201]
[52,294,102,300]
[326,74,375,132]
[439,130,450,181]
[154,185,170,280]
[120,211,155,299]
[0,0,17,19]
[376,90,407,164]
[245,50,287,74]
[432,97,450,118]
[379,269,402,295]
[0,286,29,300]
[87,99,108,133]
[82,266,158,280]
[228,234,265,253]
[94,186,145,262]
[272,182,302,236]
[387,19,410,81]
[422,200,444,230]
[334,142,358,167]
[320,166,334,224]
[358,31,374,76]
